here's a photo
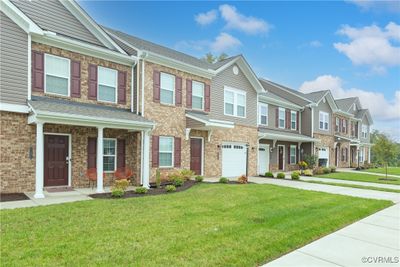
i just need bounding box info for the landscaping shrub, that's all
[291,171,300,180]
[303,169,313,176]
[313,167,324,175]
[173,177,184,187]
[277,173,285,179]
[298,161,308,170]
[180,169,195,181]
[219,177,229,183]
[135,187,148,194]
[195,175,203,182]
[165,185,176,192]
[111,188,124,198]
[304,154,318,169]
[114,179,129,191]
[237,175,248,184]
[323,167,331,174]
[265,172,274,178]
[155,169,161,188]
[330,166,336,173]
[168,172,183,182]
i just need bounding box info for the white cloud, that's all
[210,32,241,53]
[334,22,400,71]
[194,9,217,26]
[347,0,400,13]
[219,4,271,35]
[299,75,400,122]
[310,40,323,47]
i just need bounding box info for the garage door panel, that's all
[222,143,247,177]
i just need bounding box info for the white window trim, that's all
[279,107,285,129]
[319,111,329,131]
[290,110,297,130]
[362,124,368,138]
[258,103,268,126]
[97,66,118,104]
[224,87,246,118]
[160,72,175,106]
[335,117,340,131]
[290,145,297,164]
[159,136,174,168]
[342,119,347,132]
[103,138,117,173]
[192,81,204,111]
[44,54,71,97]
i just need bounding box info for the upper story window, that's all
[103,138,116,172]
[45,54,70,96]
[362,124,368,138]
[160,72,175,105]
[159,136,174,168]
[319,111,329,131]
[98,66,117,103]
[279,108,285,128]
[335,117,340,132]
[258,103,268,126]
[342,119,347,133]
[192,81,204,110]
[291,111,297,130]
[224,88,246,118]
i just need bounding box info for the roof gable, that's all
[313,90,339,111]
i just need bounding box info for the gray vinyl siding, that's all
[301,107,312,136]
[210,64,257,126]
[360,116,371,143]
[258,102,300,134]
[11,0,103,47]
[0,12,28,105]
[313,100,333,135]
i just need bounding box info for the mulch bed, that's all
[89,180,197,199]
[0,193,30,202]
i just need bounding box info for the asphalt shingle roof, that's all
[304,90,329,103]
[335,97,357,112]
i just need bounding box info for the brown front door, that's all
[44,135,69,187]
[190,138,202,175]
[278,146,284,170]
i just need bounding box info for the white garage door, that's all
[222,143,247,177]
[318,147,329,167]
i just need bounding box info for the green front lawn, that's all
[364,167,400,176]
[318,172,400,185]
[1,184,391,266]
[303,180,400,193]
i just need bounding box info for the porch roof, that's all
[186,111,234,130]
[28,96,154,130]
[258,128,319,143]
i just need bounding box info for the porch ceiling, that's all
[28,96,154,130]
[186,111,234,130]
[258,128,319,143]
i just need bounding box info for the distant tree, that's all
[201,52,229,64]
[371,131,398,178]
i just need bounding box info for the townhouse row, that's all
[0,0,373,197]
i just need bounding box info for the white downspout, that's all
[141,57,145,116]
[311,106,314,156]
[136,60,140,114]
[28,34,32,101]
[130,60,137,113]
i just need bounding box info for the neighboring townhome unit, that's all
[0,0,154,198]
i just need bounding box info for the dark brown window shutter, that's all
[118,71,127,104]
[152,135,159,167]
[186,79,192,108]
[174,137,181,168]
[288,146,291,164]
[117,139,125,168]
[32,51,44,92]
[205,84,210,112]
[175,76,182,106]
[70,60,81,97]
[296,111,299,131]
[286,109,290,129]
[275,108,279,127]
[88,64,97,100]
[153,70,160,103]
[87,137,97,168]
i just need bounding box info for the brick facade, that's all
[314,133,335,167]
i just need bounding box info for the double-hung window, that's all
[342,119,347,133]
[98,66,117,103]
[103,138,116,172]
[335,117,340,132]
[258,103,268,126]
[160,72,175,105]
[159,136,174,167]
[45,54,70,96]
[362,125,368,138]
[192,81,204,110]
[319,111,329,131]
[279,108,285,128]
[224,88,246,118]
[291,111,297,130]
[290,145,296,164]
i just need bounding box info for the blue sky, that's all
[80,0,400,140]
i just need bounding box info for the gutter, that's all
[131,59,137,113]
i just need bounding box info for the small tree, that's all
[201,52,229,63]
[372,133,397,179]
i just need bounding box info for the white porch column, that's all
[34,122,45,198]
[368,146,371,163]
[142,130,151,189]
[96,127,104,193]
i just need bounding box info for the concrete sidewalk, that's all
[263,203,400,267]
[337,168,400,179]
[301,176,400,190]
